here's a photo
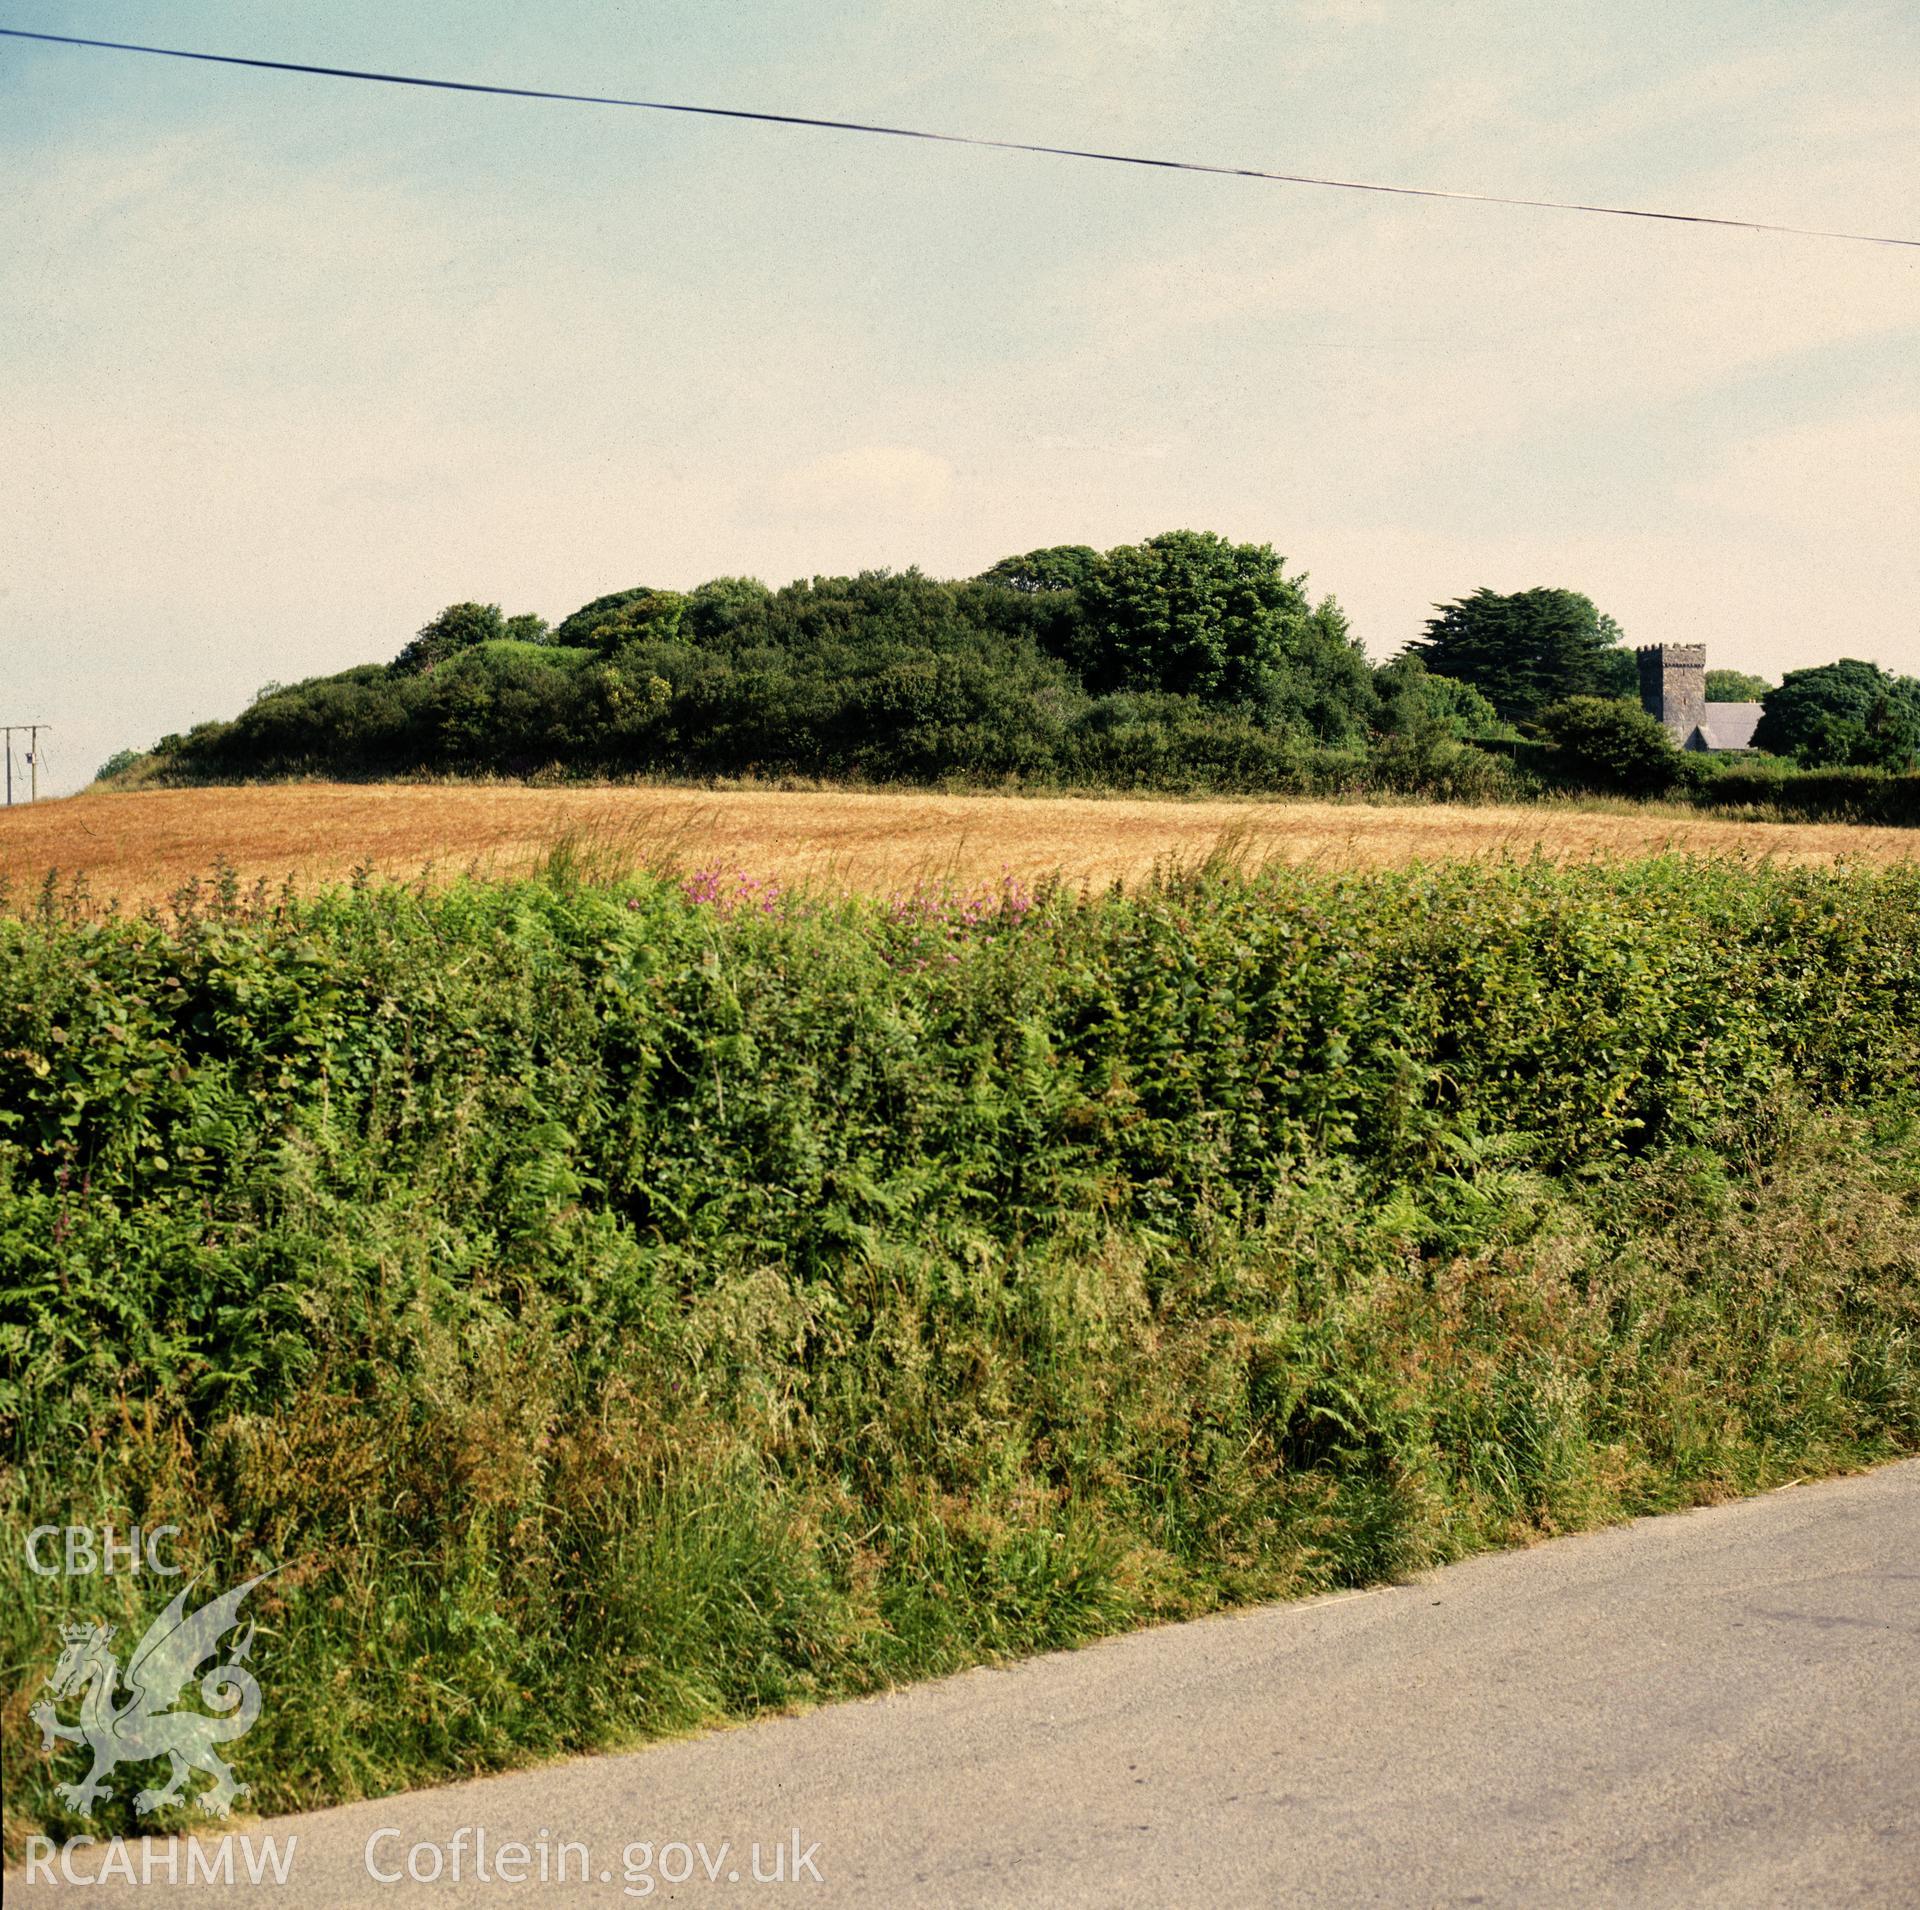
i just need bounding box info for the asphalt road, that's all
[15,1459,1919,1907]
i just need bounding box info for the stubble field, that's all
[2,781,1915,904]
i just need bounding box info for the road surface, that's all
[14,1459,1919,1906]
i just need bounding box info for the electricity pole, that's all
[3,724,48,804]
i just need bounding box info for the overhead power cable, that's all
[4,24,1916,250]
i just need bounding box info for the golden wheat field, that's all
[1,782,1915,906]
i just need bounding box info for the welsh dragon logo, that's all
[30,1572,271,1819]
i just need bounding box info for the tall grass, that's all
[3,857,1918,1852]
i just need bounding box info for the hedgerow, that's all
[3,857,1918,1848]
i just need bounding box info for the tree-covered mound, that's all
[133,534,1517,797]
[110,534,1920,813]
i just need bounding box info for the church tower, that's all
[1637,644,1707,746]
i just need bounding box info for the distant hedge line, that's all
[1682,762,1920,827]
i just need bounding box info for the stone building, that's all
[1636,644,1762,752]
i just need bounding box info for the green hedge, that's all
[1683,762,1920,826]
[4,859,1919,1847]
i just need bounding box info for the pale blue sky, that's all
[3,1,1916,791]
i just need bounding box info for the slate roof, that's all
[1692,702,1764,751]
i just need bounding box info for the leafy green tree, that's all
[553,587,670,650]
[1593,635,1639,700]
[1706,668,1771,702]
[93,748,142,782]
[391,602,507,676]
[682,576,774,648]
[1078,531,1293,699]
[502,614,552,645]
[976,545,1100,595]
[1752,659,1920,769]
[1409,588,1630,724]
[961,555,1091,673]
[1373,654,1507,739]
[1244,595,1380,743]
[560,591,687,656]
[1538,695,1678,794]
[1075,531,1373,741]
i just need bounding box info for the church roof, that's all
[1695,702,1763,751]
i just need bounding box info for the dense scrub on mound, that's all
[4,859,1919,1849]
[120,546,1529,802]
[106,545,1920,819]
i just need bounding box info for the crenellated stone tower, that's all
[1637,644,1707,747]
